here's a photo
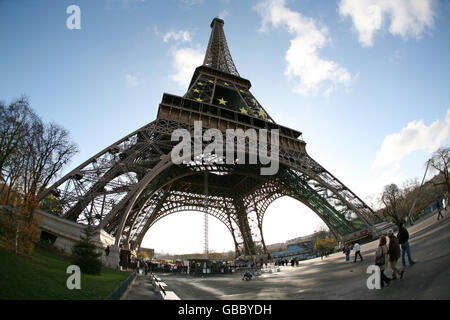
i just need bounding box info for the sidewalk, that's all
[151,211,450,300]
[121,274,161,300]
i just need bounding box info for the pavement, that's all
[124,208,450,300]
[121,274,161,300]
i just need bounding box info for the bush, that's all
[314,238,337,254]
[71,226,102,275]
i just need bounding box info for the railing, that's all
[105,269,137,300]
[150,273,180,300]
[158,282,166,297]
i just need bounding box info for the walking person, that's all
[397,222,415,267]
[436,200,444,220]
[343,243,350,261]
[375,235,391,289]
[387,229,404,280]
[353,242,363,262]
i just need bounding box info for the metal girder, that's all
[40,119,377,254]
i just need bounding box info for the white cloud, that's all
[367,164,406,200]
[254,0,352,96]
[180,0,204,6]
[157,26,203,89]
[163,30,192,43]
[170,46,204,88]
[219,9,229,19]
[339,0,435,47]
[373,109,450,168]
[105,0,145,9]
[125,74,142,88]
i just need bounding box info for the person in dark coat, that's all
[436,199,444,220]
[388,229,404,280]
[397,223,415,267]
[343,243,351,261]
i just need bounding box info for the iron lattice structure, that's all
[40,18,380,256]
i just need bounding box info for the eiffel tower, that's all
[40,18,379,259]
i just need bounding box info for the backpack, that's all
[375,247,385,266]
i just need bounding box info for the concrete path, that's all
[149,209,450,300]
[121,274,161,300]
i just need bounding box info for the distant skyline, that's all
[1,0,449,254]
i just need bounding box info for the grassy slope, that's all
[0,245,130,300]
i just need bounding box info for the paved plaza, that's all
[125,210,450,300]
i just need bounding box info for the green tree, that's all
[71,226,102,275]
[314,238,336,254]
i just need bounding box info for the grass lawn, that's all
[0,245,131,300]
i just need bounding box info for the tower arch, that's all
[39,18,380,262]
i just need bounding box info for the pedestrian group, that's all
[344,222,416,290]
[374,224,415,289]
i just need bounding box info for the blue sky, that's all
[1,0,449,254]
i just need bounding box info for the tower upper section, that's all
[184,18,277,124]
[203,18,240,77]
[158,18,305,157]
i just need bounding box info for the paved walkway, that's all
[125,208,450,300]
[121,274,161,300]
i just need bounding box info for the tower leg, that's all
[234,200,256,256]
[258,223,268,255]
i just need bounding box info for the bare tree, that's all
[401,178,421,216]
[380,184,409,226]
[0,97,78,210]
[0,97,38,193]
[0,96,78,254]
[22,121,78,204]
[429,147,449,195]
[312,223,334,241]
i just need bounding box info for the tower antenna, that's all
[407,159,431,225]
[204,172,209,259]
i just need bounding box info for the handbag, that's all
[375,247,385,266]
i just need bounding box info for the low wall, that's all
[107,269,137,300]
[36,210,119,268]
